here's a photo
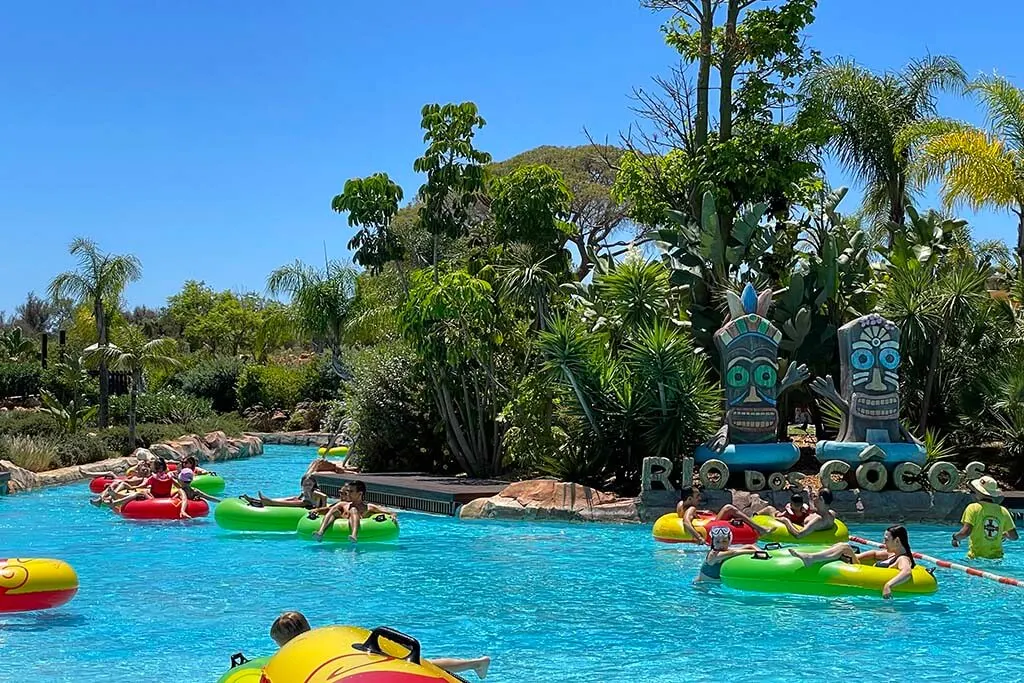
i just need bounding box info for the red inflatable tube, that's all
[88,463,179,493]
[703,519,759,545]
[117,497,209,520]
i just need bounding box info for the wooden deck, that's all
[312,472,508,516]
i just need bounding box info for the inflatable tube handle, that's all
[752,550,771,560]
[354,626,422,665]
[762,542,782,551]
[230,652,249,668]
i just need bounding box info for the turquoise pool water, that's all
[2,444,1022,682]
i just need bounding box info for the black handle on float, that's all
[353,626,422,665]
[230,652,249,668]
[752,550,771,560]
[762,542,782,551]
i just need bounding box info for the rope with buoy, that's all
[850,535,1024,589]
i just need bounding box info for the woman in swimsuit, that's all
[788,525,917,599]
[240,476,328,509]
[696,526,760,582]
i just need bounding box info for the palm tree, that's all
[803,55,966,229]
[900,75,1024,265]
[49,238,142,428]
[85,327,178,449]
[267,260,358,378]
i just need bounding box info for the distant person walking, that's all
[952,476,1018,559]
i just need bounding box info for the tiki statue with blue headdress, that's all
[696,283,808,473]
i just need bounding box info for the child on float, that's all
[88,459,154,507]
[788,524,917,599]
[310,481,397,543]
[176,468,220,504]
[756,491,812,525]
[269,611,491,679]
[675,485,770,543]
[696,526,760,582]
[771,488,838,539]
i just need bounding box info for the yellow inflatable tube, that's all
[0,557,79,613]
[261,625,465,682]
[752,515,850,545]
[317,446,349,457]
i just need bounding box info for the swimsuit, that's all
[699,558,723,580]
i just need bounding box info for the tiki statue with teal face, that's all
[810,313,915,444]
[706,284,809,451]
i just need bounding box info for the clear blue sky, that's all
[2,1,1021,314]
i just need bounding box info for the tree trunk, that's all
[718,0,741,143]
[1016,206,1024,267]
[129,371,139,450]
[695,0,714,148]
[919,329,946,433]
[96,299,109,429]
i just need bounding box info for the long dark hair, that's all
[886,525,915,567]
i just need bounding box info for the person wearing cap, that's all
[696,526,760,582]
[952,476,1018,559]
[174,467,220,513]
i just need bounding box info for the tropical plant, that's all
[173,355,247,412]
[0,434,59,472]
[0,327,35,361]
[267,261,358,378]
[37,355,95,434]
[49,238,142,428]
[802,55,966,227]
[332,172,406,273]
[899,75,1024,264]
[83,327,179,449]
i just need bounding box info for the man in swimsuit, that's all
[675,485,770,544]
[311,481,397,543]
[773,488,837,539]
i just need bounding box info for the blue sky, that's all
[1,1,1020,314]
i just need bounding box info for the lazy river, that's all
[2,444,1022,682]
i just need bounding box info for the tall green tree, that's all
[85,327,179,448]
[900,75,1024,265]
[413,102,492,279]
[332,172,406,273]
[267,261,357,378]
[49,238,142,428]
[802,55,966,227]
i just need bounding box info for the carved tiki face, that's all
[714,285,783,444]
[838,313,902,436]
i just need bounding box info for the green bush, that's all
[236,364,304,410]
[0,434,59,471]
[345,344,448,472]
[300,354,344,401]
[54,433,109,468]
[97,415,249,456]
[0,362,42,398]
[174,356,247,412]
[0,411,61,437]
[109,391,214,425]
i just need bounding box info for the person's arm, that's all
[951,523,972,547]
[882,557,914,599]
[175,487,192,518]
[791,514,828,539]
[198,490,220,503]
[681,507,705,545]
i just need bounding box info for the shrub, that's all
[174,356,247,412]
[54,433,109,468]
[0,435,59,471]
[236,364,304,410]
[109,391,214,425]
[345,344,448,473]
[319,399,347,433]
[300,353,344,401]
[0,411,61,438]
[0,362,42,398]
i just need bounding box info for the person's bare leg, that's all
[312,503,344,541]
[347,506,361,542]
[717,504,770,535]
[788,543,853,567]
[430,657,490,679]
[756,505,780,516]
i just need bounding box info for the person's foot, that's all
[788,548,812,567]
[312,531,323,542]
[474,657,491,679]
[89,498,102,507]
[240,494,262,507]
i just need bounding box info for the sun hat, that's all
[178,468,195,484]
[969,475,1003,501]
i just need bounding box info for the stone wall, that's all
[0,431,263,495]
[639,487,974,523]
[246,431,335,447]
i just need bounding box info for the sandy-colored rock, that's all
[499,479,618,511]
[460,479,640,523]
[0,460,41,493]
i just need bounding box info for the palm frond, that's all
[971,75,1024,152]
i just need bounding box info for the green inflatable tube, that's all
[214,497,307,532]
[215,655,270,683]
[295,512,399,543]
[751,515,850,545]
[192,474,226,495]
[719,549,938,598]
